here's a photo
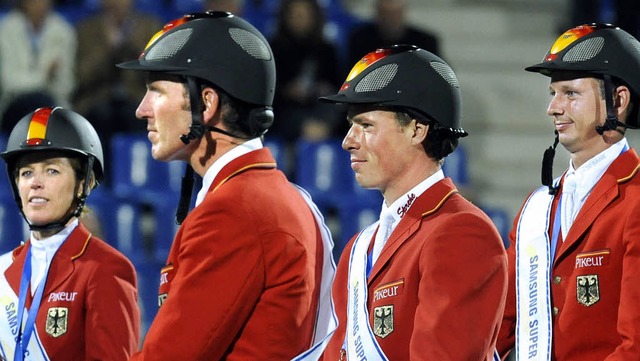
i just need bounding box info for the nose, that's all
[547,94,563,117]
[342,125,359,151]
[28,173,44,190]
[135,91,153,121]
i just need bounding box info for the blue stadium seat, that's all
[481,206,512,249]
[86,189,146,259]
[295,138,352,210]
[0,133,10,192]
[134,257,164,341]
[442,144,469,187]
[263,136,290,176]
[334,200,379,260]
[110,134,184,206]
[0,197,28,254]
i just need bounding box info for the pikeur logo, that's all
[373,279,404,302]
[575,249,610,269]
[47,292,78,302]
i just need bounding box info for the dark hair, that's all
[395,111,458,164]
[216,89,255,138]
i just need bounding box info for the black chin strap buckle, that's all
[180,123,206,144]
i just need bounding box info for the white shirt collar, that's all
[30,219,79,294]
[566,137,628,202]
[195,137,263,207]
[371,169,445,266]
[382,169,445,223]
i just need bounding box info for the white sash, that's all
[291,185,338,361]
[515,186,555,361]
[0,252,50,361]
[344,223,389,361]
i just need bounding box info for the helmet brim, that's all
[116,59,189,72]
[525,61,609,77]
[318,92,397,105]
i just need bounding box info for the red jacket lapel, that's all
[559,149,640,259]
[368,178,459,281]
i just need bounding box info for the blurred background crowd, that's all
[0,0,638,341]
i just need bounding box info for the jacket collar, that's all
[208,147,277,194]
[558,148,640,260]
[5,224,93,295]
[368,178,459,281]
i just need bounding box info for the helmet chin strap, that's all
[175,77,202,225]
[175,77,258,224]
[595,74,629,135]
[175,77,247,225]
[541,130,560,195]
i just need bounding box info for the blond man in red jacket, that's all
[497,24,640,360]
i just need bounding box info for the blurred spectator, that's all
[567,0,640,38]
[204,0,244,14]
[269,0,343,147]
[346,0,440,67]
[74,0,162,182]
[0,0,76,133]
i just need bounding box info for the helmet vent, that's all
[430,61,459,88]
[146,28,193,61]
[354,63,398,93]
[562,37,604,63]
[229,28,271,61]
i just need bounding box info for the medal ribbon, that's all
[14,245,56,361]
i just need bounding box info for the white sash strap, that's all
[0,252,49,361]
[291,185,338,361]
[344,224,389,361]
[515,186,554,361]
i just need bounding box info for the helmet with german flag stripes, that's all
[1,107,104,184]
[526,23,640,128]
[320,44,467,137]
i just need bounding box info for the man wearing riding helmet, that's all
[0,107,139,360]
[117,11,336,360]
[497,24,640,360]
[318,44,507,360]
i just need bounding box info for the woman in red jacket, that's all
[0,107,139,360]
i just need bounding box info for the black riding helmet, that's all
[1,107,104,231]
[320,44,467,137]
[118,11,276,224]
[117,11,276,140]
[526,23,640,129]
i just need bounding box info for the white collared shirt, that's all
[371,169,445,266]
[195,138,263,207]
[561,137,628,237]
[29,219,78,295]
